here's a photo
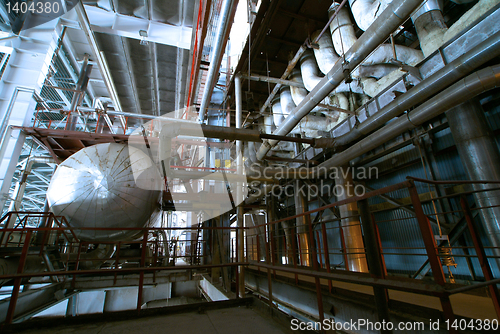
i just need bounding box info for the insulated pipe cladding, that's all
[47,143,161,241]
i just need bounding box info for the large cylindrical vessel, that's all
[47,143,161,241]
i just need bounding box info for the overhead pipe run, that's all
[198,0,238,123]
[248,65,500,179]
[320,65,500,170]
[255,0,424,161]
[331,30,500,149]
[329,3,423,65]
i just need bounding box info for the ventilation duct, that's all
[348,0,392,31]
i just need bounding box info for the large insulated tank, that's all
[47,143,161,241]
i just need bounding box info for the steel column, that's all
[446,100,500,270]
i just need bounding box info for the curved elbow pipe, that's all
[279,86,295,118]
[300,51,365,94]
[271,96,283,128]
[311,30,339,75]
[329,3,357,56]
[348,0,392,31]
[330,2,422,66]
[255,0,424,161]
[300,50,323,92]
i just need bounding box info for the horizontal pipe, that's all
[255,0,423,161]
[240,73,304,87]
[332,30,500,148]
[319,65,500,170]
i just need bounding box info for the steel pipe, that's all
[255,0,424,161]
[332,30,500,149]
[447,100,500,270]
[198,0,238,123]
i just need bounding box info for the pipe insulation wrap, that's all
[333,30,500,148]
[255,0,424,161]
[320,65,500,170]
[348,0,393,31]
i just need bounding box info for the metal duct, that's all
[280,86,295,118]
[446,100,500,269]
[331,30,500,149]
[336,166,369,272]
[295,180,311,266]
[300,51,323,92]
[272,95,284,127]
[47,143,161,241]
[319,65,500,170]
[289,69,325,114]
[311,30,339,75]
[249,65,500,179]
[329,3,357,56]
[198,0,238,123]
[300,50,364,94]
[412,0,447,56]
[348,0,392,31]
[329,2,423,65]
[255,0,424,161]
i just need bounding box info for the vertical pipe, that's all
[198,0,238,122]
[358,199,391,332]
[295,180,311,266]
[446,100,500,270]
[335,166,368,272]
[235,74,245,297]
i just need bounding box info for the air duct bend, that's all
[289,69,326,113]
[300,51,323,92]
[271,96,283,128]
[412,0,447,57]
[279,86,295,124]
[329,3,357,56]
[301,50,364,94]
[330,3,423,67]
[348,0,393,31]
[311,30,339,75]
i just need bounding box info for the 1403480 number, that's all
[6,1,61,15]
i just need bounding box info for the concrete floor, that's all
[14,306,293,334]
